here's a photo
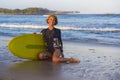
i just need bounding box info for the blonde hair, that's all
[46,15,58,25]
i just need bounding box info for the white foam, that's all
[0,24,120,32]
[59,26,120,32]
[0,24,47,29]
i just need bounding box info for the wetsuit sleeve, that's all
[59,30,63,52]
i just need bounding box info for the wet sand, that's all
[0,36,120,80]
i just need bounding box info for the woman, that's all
[38,15,80,63]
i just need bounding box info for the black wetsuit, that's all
[41,28,63,54]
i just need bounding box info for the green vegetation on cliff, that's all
[0,7,80,15]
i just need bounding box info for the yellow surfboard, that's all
[8,34,46,60]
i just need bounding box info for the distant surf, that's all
[0,24,120,32]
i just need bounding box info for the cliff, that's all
[0,7,80,15]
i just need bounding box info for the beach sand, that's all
[0,36,120,80]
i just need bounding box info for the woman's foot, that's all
[66,58,80,63]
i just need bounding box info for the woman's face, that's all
[48,17,55,26]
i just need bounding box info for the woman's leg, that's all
[52,49,80,63]
[38,51,52,60]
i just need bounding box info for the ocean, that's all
[0,14,120,46]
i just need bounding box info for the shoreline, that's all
[63,39,120,48]
[1,35,120,48]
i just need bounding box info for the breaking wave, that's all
[0,24,120,32]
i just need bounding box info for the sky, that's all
[0,0,120,14]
